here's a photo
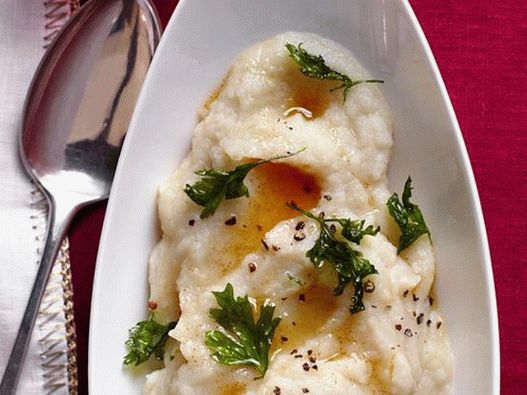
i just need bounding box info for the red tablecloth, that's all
[69,1,526,393]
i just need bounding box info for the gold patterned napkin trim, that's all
[58,239,78,395]
[43,0,79,48]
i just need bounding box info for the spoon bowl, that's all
[0,0,160,392]
[22,0,160,204]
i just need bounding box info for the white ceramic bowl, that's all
[89,1,499,393]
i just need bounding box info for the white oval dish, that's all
[88,0,499,393]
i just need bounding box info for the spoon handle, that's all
[0,197,74,395]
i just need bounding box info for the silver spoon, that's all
[0,0,161,392]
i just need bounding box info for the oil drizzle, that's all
[283,66,334,119]
[219,162,320,273]
[273,284,339,351]
[201,71,231,118]
[219,382,246,395]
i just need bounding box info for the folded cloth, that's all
[0,0,77,393]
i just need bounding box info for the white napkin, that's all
[0,1,75,393]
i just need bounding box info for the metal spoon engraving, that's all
[0,0,160,392]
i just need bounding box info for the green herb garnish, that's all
[204,283,281,377]
[288,203,379,313]
[285,43,383,101]
[184,149,305,219]
[328,218,380,244]
[124,314,177,366]
[387,176,430,253]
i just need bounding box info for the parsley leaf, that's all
[205,283,281,377]
[326,218,380,244]
[285,42,383,101]
[123,314,177,366]
[387,176,431,253]
[184,149,305,219]
[288,203,379,313]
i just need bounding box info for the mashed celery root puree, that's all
[143,32,453,394]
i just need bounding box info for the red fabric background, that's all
[69,1,527,393]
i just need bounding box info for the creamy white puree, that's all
[144,32,453,395]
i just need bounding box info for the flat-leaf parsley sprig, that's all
[123,314,177,366]
[204,283,281,377]
[288,202,379,313]
[386,177,430,253]
[184,148,305,219]
[285,43,383,101]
